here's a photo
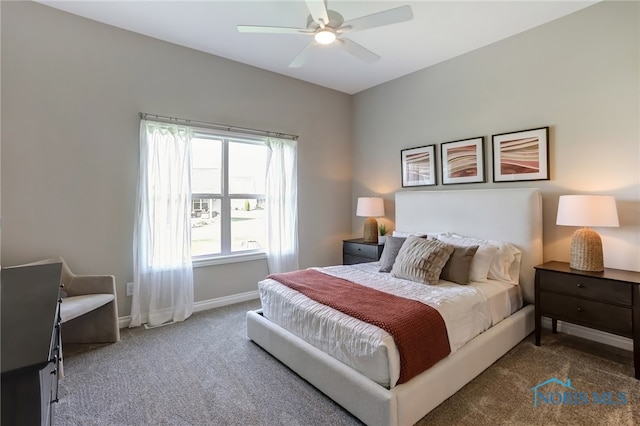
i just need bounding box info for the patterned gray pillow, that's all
[378,236,406,272]
[391,236,454,285]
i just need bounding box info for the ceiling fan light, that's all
[314,29,336,45]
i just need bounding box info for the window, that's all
[190,131,268,259]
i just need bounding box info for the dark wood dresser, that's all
[534,261,640,379]
[343,238,384,265]
[1,262,63,425]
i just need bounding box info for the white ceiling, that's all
[37,1,598,94]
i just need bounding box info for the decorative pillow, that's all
[391,236,454,285]
[378,236,406,272]
[439,244,479,285]
[436,233,498,282]
[445,233,522,284]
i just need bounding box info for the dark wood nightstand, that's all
[343,238,384,265]
[534,261,640,379]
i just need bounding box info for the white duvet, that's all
[259,262,522,388]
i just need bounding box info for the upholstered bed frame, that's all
[247,188,542,425]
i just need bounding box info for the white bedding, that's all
[259,262,522,388]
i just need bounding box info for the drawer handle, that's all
[576,283,584,288]
[577,306,583,312]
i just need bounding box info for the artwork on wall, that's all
[401,144,436,187]
[492,127,549,182]
[440,137,485,185]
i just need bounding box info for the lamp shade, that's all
[356,197,385,218]
[556,195,619,227]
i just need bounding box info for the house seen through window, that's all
[191,132,267,258]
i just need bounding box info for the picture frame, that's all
[401,144,437,187]
[492,127,549,182]
[440,136,485,185]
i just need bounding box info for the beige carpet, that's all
[59,300,639,425]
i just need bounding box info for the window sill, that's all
[192,252,267,268]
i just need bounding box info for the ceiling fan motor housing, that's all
[306,10,344,30]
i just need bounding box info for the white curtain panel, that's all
[131,120,194,327]
[265,138,299,273]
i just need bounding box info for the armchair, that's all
[20,257,120,344]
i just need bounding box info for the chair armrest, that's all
[65,275,116,297]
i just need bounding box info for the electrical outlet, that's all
[126,282,134,297]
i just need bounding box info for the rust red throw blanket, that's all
[267,269,451,384]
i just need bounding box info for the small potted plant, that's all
[378,223,389,244]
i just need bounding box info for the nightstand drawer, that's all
[343,255,373,265]
[539,271,632,306]
[540,292,632,337]
[343,242,379,260]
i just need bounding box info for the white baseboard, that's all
[118,290,260,329]
[192,290,260,312]
[541,317,633,352]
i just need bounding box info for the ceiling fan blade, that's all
[338,38,380,63]
[305,0,330,28]
[289,41,318,68]
[237,25,311,35]
[342,5,413,33]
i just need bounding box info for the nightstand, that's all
[343,238,384,265]
[534,261,640,379]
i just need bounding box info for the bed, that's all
[247,188,542,426]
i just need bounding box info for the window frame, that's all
[190,129,268,265]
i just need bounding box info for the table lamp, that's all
[556,195,619,272]
[356,197,385,243]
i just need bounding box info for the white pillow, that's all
[435,233,498,283]
[490,243,522,284]
[392,230,438,238]
[442,233,522,285]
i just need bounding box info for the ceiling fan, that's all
[237,0,413,68]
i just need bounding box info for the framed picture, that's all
[492,127,549,182]
[401,144,437,187]
[440,137,485,185]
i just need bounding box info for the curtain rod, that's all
[139,112,298,141]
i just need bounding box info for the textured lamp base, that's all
[363,217,379,243]
[570,227,604,272]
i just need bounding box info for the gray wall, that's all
[1,2,353,317]
[352,1,639,272]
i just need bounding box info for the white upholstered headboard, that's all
[395,188,542,304]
